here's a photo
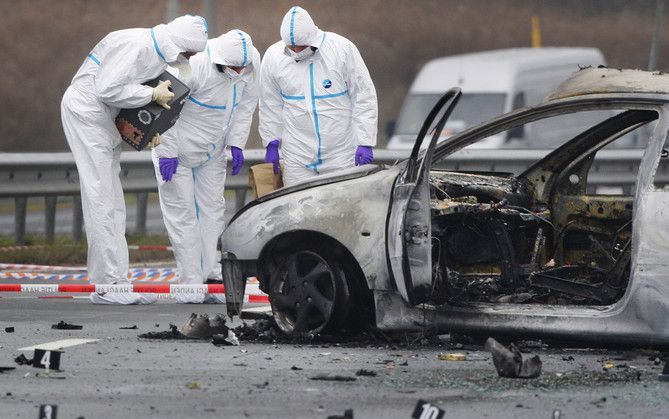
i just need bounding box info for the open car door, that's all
[387,88,462,305]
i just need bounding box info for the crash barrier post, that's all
[136,192,148,235]
[72,194,83,243]
[14,196,27,245]
[45,195,57,243]
[2,148,665,244]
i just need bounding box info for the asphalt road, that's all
[1,297,668,419]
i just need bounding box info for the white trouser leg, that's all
[62,104,128,285]
[154,155,203,284]
[111,146,129,281]
[193,156,227,281]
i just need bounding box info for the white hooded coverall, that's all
[153,30,260,288]
[259,6,378,186]
[60,16,207,288]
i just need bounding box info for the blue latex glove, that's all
[355,145,373,166]
[231,146,244,176]
[265,139,281,174]
[159,157,178,182]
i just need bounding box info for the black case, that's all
[115,71,190,151]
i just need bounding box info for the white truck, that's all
[386,47,608,149]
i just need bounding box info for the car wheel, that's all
[269,249,350,336]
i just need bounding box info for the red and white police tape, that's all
[0,244,173,252]
[0,282,269,303]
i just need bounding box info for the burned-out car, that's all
[222,68,669,346]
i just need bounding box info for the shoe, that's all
[90,292,158,305]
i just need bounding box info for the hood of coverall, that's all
[153,15,208,63]
[280,6,324,48]
[209,30,254,68]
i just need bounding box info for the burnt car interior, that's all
[426,107,659,307]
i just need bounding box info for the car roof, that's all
[546,67,669,101]
[411,47,604,93]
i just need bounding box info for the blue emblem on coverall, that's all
[322,79,332,89]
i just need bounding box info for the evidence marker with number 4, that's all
[33,349,62,371]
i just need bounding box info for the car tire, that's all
[268,247,351,336]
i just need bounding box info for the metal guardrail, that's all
[0,148,663,244]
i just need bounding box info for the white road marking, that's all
[19,338,99,351]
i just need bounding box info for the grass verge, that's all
[0,234,173,266]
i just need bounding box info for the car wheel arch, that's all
[257,230,375,324]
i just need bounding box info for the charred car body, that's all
[222,68,669,346]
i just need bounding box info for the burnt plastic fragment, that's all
[14,354,33,366]
[310,374,357,382]
[485,337,542,379]
[327,409,354,419]
[51,321,83,330]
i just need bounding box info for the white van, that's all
[386,47,607,149]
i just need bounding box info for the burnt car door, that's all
[387,88,461,305]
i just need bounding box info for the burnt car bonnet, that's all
[229,164,390,224]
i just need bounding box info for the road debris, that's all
[438,353,466,361]
[185,381,201,390]
[212,330,240,346]
[138,324,191,340]
[119,325,138,330]
[327,409,353,419]
[659,356,669,382]
[290,365,303,371]
[51,321,83,330]
[355,369,377,377]
[5,327,14,333]
[14,354,32,366]
[179,313,229,338]
[0,366,16,373]
[310,374,357,382]
[240,305,273,320]
[484,337,542,379]
[253,381,269,389]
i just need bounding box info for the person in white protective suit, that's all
[152,30,260,303]
[259,6,378,187]
[60,16,208,305]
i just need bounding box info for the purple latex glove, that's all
[355,145,373,166]
[159,157,178,182]
[231,146,244,176]
[265,139,281,174]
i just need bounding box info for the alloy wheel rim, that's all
[271,251,337,335]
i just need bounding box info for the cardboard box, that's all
[115,71,190,151]
[249,163,284,198]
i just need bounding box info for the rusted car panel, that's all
[222,69,669,344]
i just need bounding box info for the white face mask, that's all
[284,46,315,61]
[223,66,243,80]
[170,54,192,79]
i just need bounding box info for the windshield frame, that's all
[395,92,508,136]
[429,94,667,164]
